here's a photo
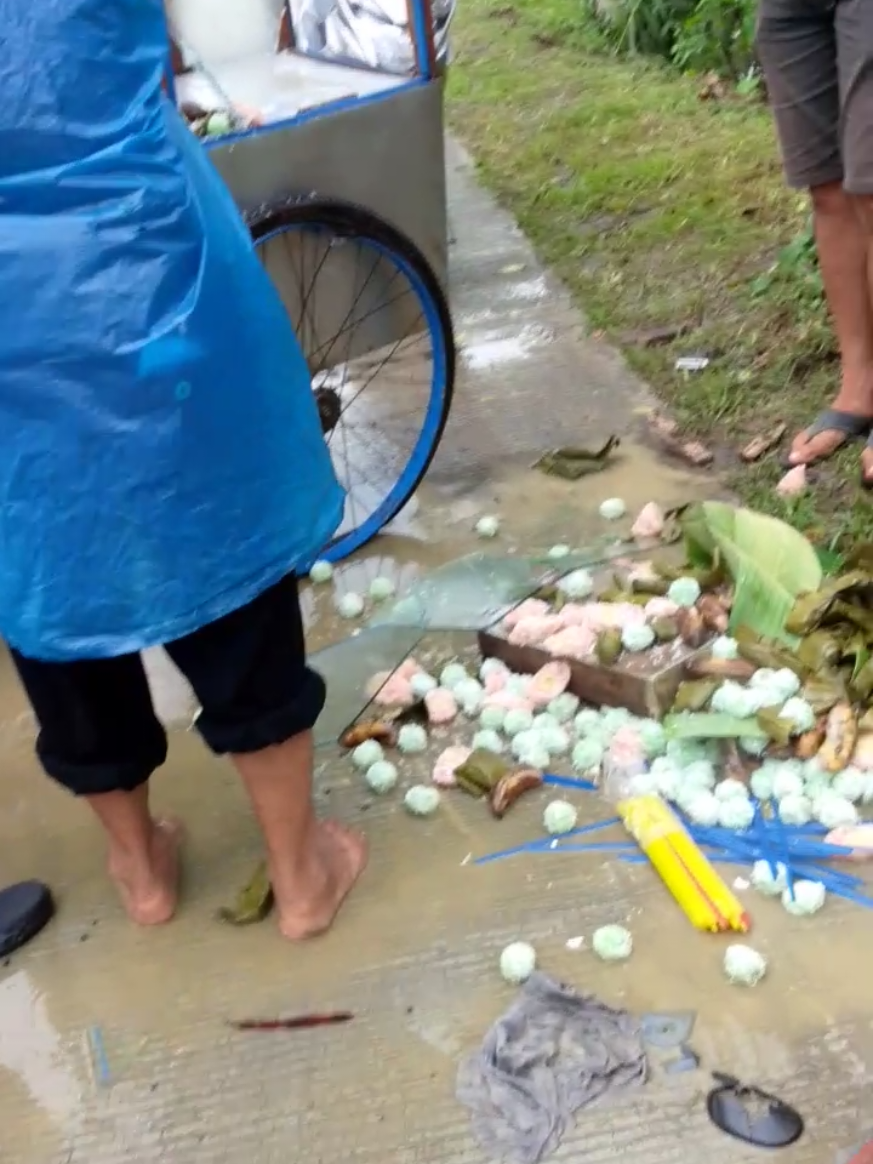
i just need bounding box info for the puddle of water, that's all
[460,324,554,372]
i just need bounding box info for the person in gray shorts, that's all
[757,0,873,484]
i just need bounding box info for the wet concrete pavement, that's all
[2,141,872,1163]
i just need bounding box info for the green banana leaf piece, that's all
[672,679,719,713]
[680,502,822,645]
[596,628,623,665]
[842,543,873,573]
[830,598,873,636]
[533,437,620,480]
[454,749,508,794]
[756,708,795,747]
[801,672,846,715]
[851,657,873,702]
[734,626,806,676]
[663,713,765,740]
[784,570,873,636]
[216,860,273,926]
[796,630,843,671]
[630,576,669,596]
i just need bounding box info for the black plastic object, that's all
[707,1072,804,1149]
[0,881,55,958]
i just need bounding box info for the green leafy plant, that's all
[586,0,757,79]
[672,0,756,78]
[680,501,823,644]
[750,216,824,309]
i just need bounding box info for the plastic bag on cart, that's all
[0,0,343,660]
[290,0,454,73]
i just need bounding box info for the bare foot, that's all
[274,820,367,941]
[787,391,873,467]
[108,818,183,926]
[863,447,873,487]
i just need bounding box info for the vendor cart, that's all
[165,0,456,563]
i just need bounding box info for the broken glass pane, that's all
[368,543,645,632]
[310,625,424,747]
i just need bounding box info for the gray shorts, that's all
[757,0,873,193]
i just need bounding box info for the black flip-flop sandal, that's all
[782,408,872,470]
[0,880,55,958]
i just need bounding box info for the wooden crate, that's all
[477,628,709,719]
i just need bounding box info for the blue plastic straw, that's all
[554,841,638,853]
[473,816,620,865]
[542,773,598,792]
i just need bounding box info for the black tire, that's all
[247,195,456,558]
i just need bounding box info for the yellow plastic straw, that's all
[617,794,749,932]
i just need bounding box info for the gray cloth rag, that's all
[456,972,648,1164]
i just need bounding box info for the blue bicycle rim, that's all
[254,224,449,566]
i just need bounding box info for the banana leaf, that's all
[533,437,619,480]
[216,861,273,925]
[672,679,719,713]
[784,570,873,635]
[756,708,795,747]
[801,672,846,714]
[733,626,806,677]
[796,629,843,671]
[851,657,873,702]
[830,598,873,636]
[842,543,873,573]
[663,712,765,740]
[680,502,822,645]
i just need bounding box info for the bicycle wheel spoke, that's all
[252,202,452,560]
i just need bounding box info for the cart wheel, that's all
[248,196,455,564]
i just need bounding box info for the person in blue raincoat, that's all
[0,0,366,936]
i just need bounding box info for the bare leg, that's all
[86,783,182,925]
[852,194,873,482]
[788,182,873,464]
[231,730,367,940]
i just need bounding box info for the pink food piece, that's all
[609,725,645,764]
[825,825,873,861]
[396,657,424,680]
[425,687,458,724]
[776,464,807,498]
[527,660,572,707]
[508,614,564,647]
[503,598,550,629]
[373,673,414,706]
[558,603,593,627]
[484,669,508,694]
[631,502,665,540]
[645,596,680,621]
[543,626,596,661]
[432,745,472,787]
[598,602,647,630]
[483,691,534,713]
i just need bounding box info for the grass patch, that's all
[447,0,873,547]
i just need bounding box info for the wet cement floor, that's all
[2,142,872,1163]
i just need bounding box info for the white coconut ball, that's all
[499,941,536,984]
[751,859,788,896]
[718,797,754,831]
[782,880,826,917]
[715,778,750,802]
[685,790,721,826]
[724,944,767,986]
[777,793,812,826]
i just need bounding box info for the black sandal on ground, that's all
[783,408,872,470]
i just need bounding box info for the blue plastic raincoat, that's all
[0,0,344,661]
